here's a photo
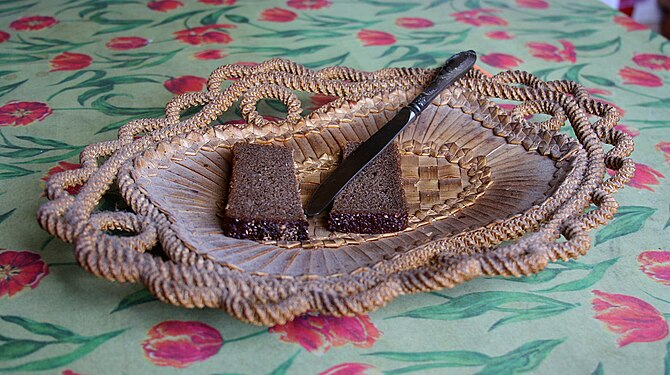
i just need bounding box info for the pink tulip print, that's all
[591,290,668,347]
[270,313,381,354]
[142,321,223,368]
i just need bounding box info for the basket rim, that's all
[37,59,634,325]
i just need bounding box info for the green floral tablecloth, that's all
[1,0,669,373]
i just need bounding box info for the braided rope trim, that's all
[37,59,633,325]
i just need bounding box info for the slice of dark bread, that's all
[328,142,408,234]
[222,142,308,241]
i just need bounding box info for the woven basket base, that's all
[128,87,573,277]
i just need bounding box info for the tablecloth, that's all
[1,0,669,374]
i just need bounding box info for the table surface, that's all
[1,0,669,374]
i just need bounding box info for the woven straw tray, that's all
[38,59,634,325]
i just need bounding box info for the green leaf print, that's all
[406,30,470,46]
[369,350,491,365]
[96,49,182,70]
[532,67,563,81]
[360,0,420,16]
[10,36,94,53]
[0,53,43,65]
[0,131,82,164]
[380,45,418,59]
[564,2,619,14]
[385,362,487,374]
[55,0,143,18]
[110,288,157,313]
[0,341,47,361]
[18,150,82,165]
[485,0,512,9]
[385,48,465,68]
[0,329,126,372]
[496,268,564,284]
[200,6,240,25]
[390,292,577,330]
[252,30,347,41]
[47,71,161,104]
[0,79,27,98]
[562,63,587,82]
[227,45,330,58]
[476,339,564,375]
[375,339,563,374]
[0,163,34,179]
[0,1,37,17]
[0,149,46,159]
[582,75,617,87]
[90,94,166,133]
[521,7,614,25]
[536,257,619,293]
[465,0,482,9]
[0,208,15,225]
[96,116,147,134]
[88,12,152,35]
[424,0,451,9]
[574,37,622,56]
[510,28,598,39]
[52,69,106,86]
[0,315,126,372]
[595,206,657,245]
[487,305,570,331]
[636,98,670,108]
[150,10,206,28]
[14,136,71,148]
[225,14,249,24]
[91,94,165,117]
[302,14,379,30]
[592,362,604,375]
[303,53,350,69]
[267,350,300,375]
[1,316,78,342]
[625,119,670,131]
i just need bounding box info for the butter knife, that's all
[305,50,477,217]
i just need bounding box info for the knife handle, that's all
[408,50,477,114]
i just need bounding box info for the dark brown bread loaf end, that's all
[222,142,308,241]
[328,142,408,234]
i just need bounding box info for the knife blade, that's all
[304,50,477,217]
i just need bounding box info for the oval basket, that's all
[38,59,634,325]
